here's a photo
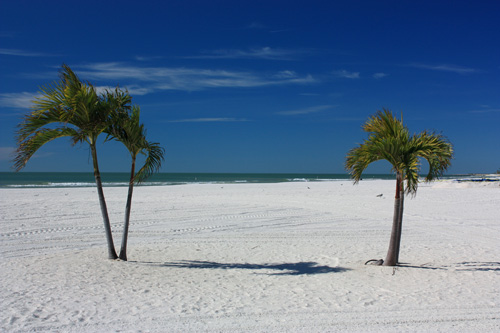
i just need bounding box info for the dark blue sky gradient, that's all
[1,0,499,173]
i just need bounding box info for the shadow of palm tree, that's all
[160,260,350,275]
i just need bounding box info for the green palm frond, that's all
[412,131,453,182]
[17,107,65,141]
[106,105,165,183]
[345,142,384,182]
[106,106,142,152]
[135,142,165,183]
[14,127,79,171]
[14,64,132,171]
[345,109,453,195]
[13,64,133,260]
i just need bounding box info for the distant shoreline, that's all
[2,171,494,189]
[1,171,498,189]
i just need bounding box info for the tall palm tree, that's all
[14,64,131,260]
[107,105,164,261]
[345,109,453,266]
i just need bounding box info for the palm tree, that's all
[345,109,453,266]
[14,64,132,260]
[107,105,164,261]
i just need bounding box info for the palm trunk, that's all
[394,189,405,263]
[119,158,135,261]
[384,172,403,266]
[91,144,118,260]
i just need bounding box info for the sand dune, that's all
[1,180,499,332]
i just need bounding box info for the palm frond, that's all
[135,142,165,183]
[346,109,453,195]
[14,127,79,171]
[14,64,133,170]
[412,131,453,181]
[345,141,384,182]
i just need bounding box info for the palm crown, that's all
[14,64,133,260]
[15,64,131,170]
[105,105,165,260]
[345,109,453,195]
[107,105,164,184]
[346,109,453,266]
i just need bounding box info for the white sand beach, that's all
[1,179,499,332]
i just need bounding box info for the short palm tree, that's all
[107,105,164,261]
[345,109,453,266]
[14,64,131,260]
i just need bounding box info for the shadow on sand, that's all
[156,260,350,276]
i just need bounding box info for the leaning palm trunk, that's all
[13,65,134,260]
[384,173,403,266]
[91,144,118,260]
[395,189,405,263]
[346,110,453,267]
[108,105,165,261]
[119,158,136,261]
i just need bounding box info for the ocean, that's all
[0,172,407,188]
[0,172,470,189]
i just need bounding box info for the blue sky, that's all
[1,0,499,174]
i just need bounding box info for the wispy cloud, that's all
[333,70,360,79]
[373,72,388,79]
[76,62,316,93]
[95,85,152,96]
[0,92,40,109]
[468,107,500,114]
[168,118,250,123]
[135,55,164,62]
[0,48,58,57]
[410,63,477,74]
[272,70,299,79]
[186,47,305,60]
[276,105,335,116]
[247,22,267,30]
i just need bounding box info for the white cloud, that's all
[273,70,298,79]
[373,72,388,79]
[277,105,335,116]
[124,85,155,96]
[187,47,304,60]
[0,48,57,57]
[76,62,316,93]
[0,92,40,109]
[247,22,267,29]
[410,63,477,74]
[95,85,152,96]
[94,86,115,95]
[333,70,360,79]
[468,108,500,114]
[168,118,250,123]
[135,55,164,62]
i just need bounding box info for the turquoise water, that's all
[0,172,403,188]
